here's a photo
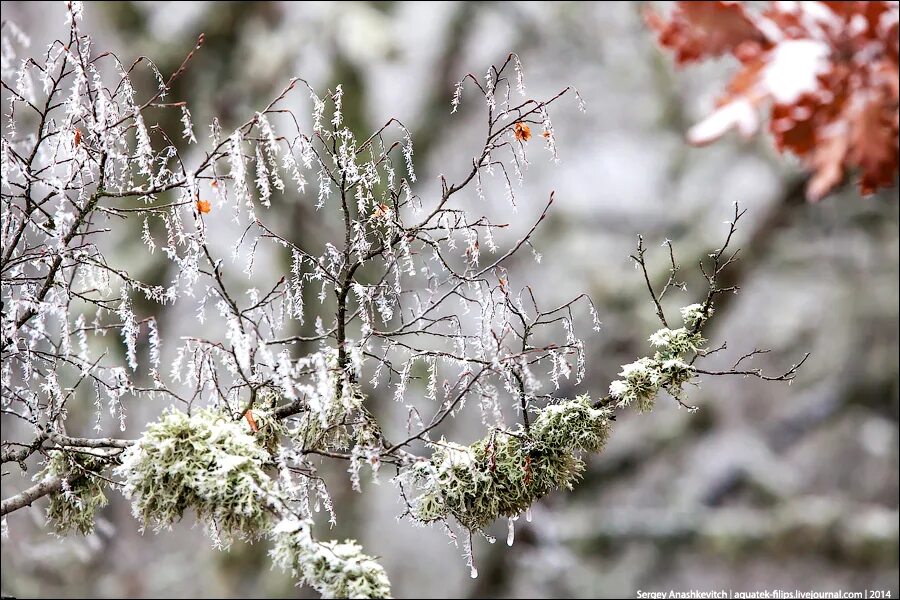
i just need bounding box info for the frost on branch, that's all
[115,408,277,544]
[1,3,807,595]
[38,450,109,536]
[117,408,392,595]
[245,403,286,455]
[402,396,612,531]
[646,1,900,201]
[608,305,710,413]
[271,518,392,599]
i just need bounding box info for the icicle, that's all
[525,507,532,523]
[507,518,515,546]
[465,530,478,579]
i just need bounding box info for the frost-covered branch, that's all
[1,4,807,597]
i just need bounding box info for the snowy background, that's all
[1,1,897,598]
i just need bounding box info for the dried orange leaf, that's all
[244,410,259,433]
[372,203,391,219]
[644,1,768,65]
[514,122,532,142]
[650,0,899,201]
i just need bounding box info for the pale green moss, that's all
[39,450,108,536]
[115,408,277,543]
[608,303,710,411]
[270,518,392,599]
[292,383,366,452]
[405,395,612,531]
[116,407,391,597]
[247,406,286,454]
[681,303,712,330]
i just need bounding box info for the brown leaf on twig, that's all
[514,122,532,142]
[648,1,900,201]
[244,410,259,433]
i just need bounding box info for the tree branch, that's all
[0,476,63,517]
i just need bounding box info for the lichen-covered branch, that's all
[0,4,807,597]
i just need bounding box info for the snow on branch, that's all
[1,4,807,596]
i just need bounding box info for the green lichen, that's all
[681,303,711,330]
[608,303,711,412]
[115,407,391,597]
[115,408,277,544]
[405,395,612,531]
[292,383,366,453]
[271,518,392,599]
[39,450,108,536]
[247,406,286,455]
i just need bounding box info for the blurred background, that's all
[1,1,897,598]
